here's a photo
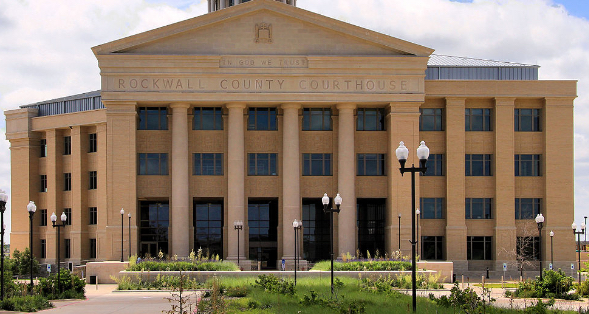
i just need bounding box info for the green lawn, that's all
[474,283,519,288]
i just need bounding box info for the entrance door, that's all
[140,242,158,258]
[248,200,278,269]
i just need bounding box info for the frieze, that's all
[220,56,307,68]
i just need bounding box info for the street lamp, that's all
[398,213,401,253]
[120,208,124,262]
[322,192,342,296]
[233,220,243,267]
[585,216,587,247]
[51,211,67,293]
[293,219,302,285]
[128,213,132,259]
[396,140,429,313]
[572,221,585,284]
[0,190,7,300]
[26,200,36,292]
[549,230,554,269]
[535,214,544,280]
[416,208,420,259]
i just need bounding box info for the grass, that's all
[311,260,411,271]
[474,283,519,288]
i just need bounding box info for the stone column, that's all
[226,103,246,262]
[494,98,516,269]
[281,104,301,262]
[337,103,356,256]
[220,0,226,9]
[171,102,190,257]
[71,126,86,263]
[445,98,467,271]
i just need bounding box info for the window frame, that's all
[248,108,277,131]
[465,108,492,131]
[193,201,224,258]
[89,239,97,259]
[89,133,97,153]
[465,198,493,219]
[467,236,493,260]
[64,238,71,259]
[420,108,444,131]
[302,153,332,176]
[40,139,47,157]
[63,136,72,155]
[138,153,169,175]
[357,154,386,176]
[303,108,332,131]
[64,173,72,191]
[515,198,542,220]
[422,154,444,176]
[465,154,493,176]
[357,108,385,131]
[89,171,98,189]
[420,198,445,219]
[248,153,278,176]
[40,239,46,259]
[193,107,223,130]
[40,209,47,227]
[517,236,540,261]
[421,236,444,260]
[514,109,541,132]
[40,175,47,192]
[64,208,72,226]
[89,207,98,225]
[138,107,168,130]
[193,153,224,176]
[515,154,541,176]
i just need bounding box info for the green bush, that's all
[0,295,52,312]
[253,274,295,295]
[115,274,202,290]
[312,260,411,271]
[126,261,238,271]
[432,282,495,314]
[36,268,85,299]
[577,279,589,297]
[506,269,576,300]
[10,248,39,277]
[361,273,443,293]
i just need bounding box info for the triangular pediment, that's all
[92,0,433,57]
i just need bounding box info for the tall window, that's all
[515,109,541,132]
[517,237,540,260]
[193,153,223,176]
[194,107,223,130]
[63,136,71,155]
[89,207,98,225]
[64,173,71,191]
[89,239,97,259]
[420,108,444,131]
[40,209,47,226]
[465,154,492,176]
[357,154,385,176]
[303,108,332,131]
[465,108,492,131]
[422,154,444,176]
[40,175,47,192]
[515,198,541,219]
[465,198,493,219]
[64,208,72,225]
[194,201,223,257]
[248,153,277,176]
[89,171,98,189]
[515,155,541,176]
[357,108,385,131]
[139,201,169,256]
[138,153,168,175]
[303,154,332,176]
[302,199,330,262]
[420,198,444,219]
[248,200,278,268]
[64,239,71,258]
[357,199,386,256]
[40,240,46,259]
[40,139,47,157]
[248,108,277,130]
[138,107,168,130]
[89,133,97,153]
[422,236,444,260]
[467,236,492,260]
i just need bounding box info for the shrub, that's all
[114,274,202,290]
[253,274,295,295]
[36,268,85,299]
[432,282,494,314]
[127,261,237,271]
[577,279,589,297]
[0,295,52,312]
[507,269,576,300]
[10,248,39,277]
[361,273,443,293]
[312,260,411,271]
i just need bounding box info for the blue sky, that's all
[449,0,589,20]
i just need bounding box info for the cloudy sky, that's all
[0,0,587,242]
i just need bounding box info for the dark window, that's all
[420,108,444,131]
[138,153,169,175]
[89,239,97,259]
[422,154,444,176]
[64,173,71,191]
[303,108,332,131]
[248,200,278,268]
[515,155,541,176]
[248,108,277,131]
[64,239,70,258]
[194,107,223,130]
[357,108,385,131]
[465,108,492,131]
[248,153,277,176]
[64,136,71,155]
[465,154,492,176]
[420,198,444,219]
[193,153,223,176]
[422,236,444,260]
[89,171,97,189]
[517,237,540,260]
[139,201,169,257]
[64,208,72,225]
[515,198,542,219]
[89,133,97,153]
[40,239,46,259]
[465,198,493,219]
[138,107,168,130]
[357,199,386,256]
[40,209,47,226]
[89,207,97,225]
[40,139,47,157]
[194,201,223,258]
[302,199,330,262]
[357,154,385,176]
[303,153,332,176]
[467,236,492,260]
[515,109,541,132]
[40,175,47,192]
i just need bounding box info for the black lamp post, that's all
[51,211,67,293]
[233,220,243,267]
[26,200,36,293]
[128,213,131,259]
[416,208,420,259]
[0,190,8,300]
[549,230,554,269]
[322,192,342,296]
[535,213,544,280]
[396,140,429,313]
[572,221,585,284]
[398,213,401,253]
[293,219,302,285]
[120,208,124,262]
[584,216,587,247]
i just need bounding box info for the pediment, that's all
[92,0,433,57]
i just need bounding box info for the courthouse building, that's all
[6,0,577,272]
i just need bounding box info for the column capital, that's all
[445,97,466,106]
[225,102,247,109]
[170,102,190,109]
[281,103,301,110]
[336,103,356,111]
[494,97,516,106]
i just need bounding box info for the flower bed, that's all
[311,260,412,271]
[126,261,238,272]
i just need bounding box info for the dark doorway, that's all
[302,198,330,262]
[194,200,224,258]
[248,199,278,269]
[357,199,386,258]
[139,201,169,257]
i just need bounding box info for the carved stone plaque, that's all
[255,23,272,43]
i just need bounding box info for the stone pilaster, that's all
[281,103,301,261]
[336,103,356,256]
[226,103,246,262]
[171,102,191,257]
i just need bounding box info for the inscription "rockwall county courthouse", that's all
[112,77,420,93]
